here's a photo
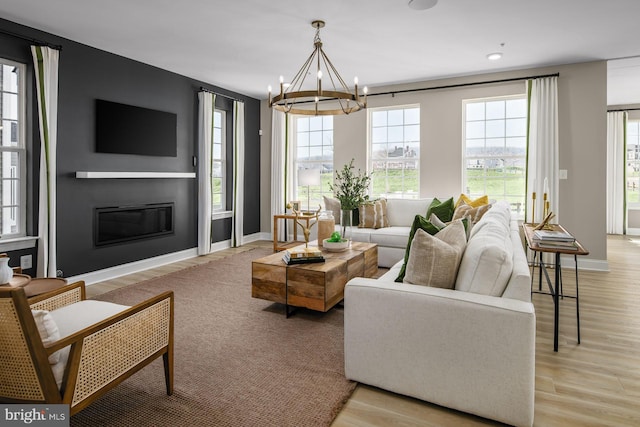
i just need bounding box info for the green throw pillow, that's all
[426,197,455,223]
[395,215,442,282]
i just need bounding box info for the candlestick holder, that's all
[531,191,537,225]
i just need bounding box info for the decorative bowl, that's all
[322,238,350,252]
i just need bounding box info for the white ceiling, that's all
[1,0,639,104]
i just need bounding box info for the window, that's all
[463,96,527,218]
[295,115,333,211]
[0,59,26,237]
[627,121,640,204]
[211,109,226,212]
[369,105,420,199]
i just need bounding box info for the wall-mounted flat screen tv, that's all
[96,99,177,157]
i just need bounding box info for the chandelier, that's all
[268,20,367,116]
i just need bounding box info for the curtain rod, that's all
[0,28,62,51]
[199,87,244,103]
[368,72,560,98]
[608,108,640,112]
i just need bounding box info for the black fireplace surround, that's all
[95,203,174,246]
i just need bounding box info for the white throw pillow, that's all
[403,220,467,289]
[32,309,61,364]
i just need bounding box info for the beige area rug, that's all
[71,247,356,427]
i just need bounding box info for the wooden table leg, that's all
[273,216,278,252]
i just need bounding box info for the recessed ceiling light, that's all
[487,52,503,61]
[408,0,438,11]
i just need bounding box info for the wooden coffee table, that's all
[252,241,378,317]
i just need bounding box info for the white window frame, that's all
[462,94,527,219]
[293,115,334,210]
[211,109,226,214]
[626,120,640,209]
[0,59,26,238]
[367,104,420,199]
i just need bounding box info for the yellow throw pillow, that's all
[455,194,490,209]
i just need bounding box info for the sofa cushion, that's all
[468,201,510,240]
[430,213,473,240]
[323,196,342,224]
[426,197,455,222]
[455,194,490,209]
[455,220,513,297]
[32,309,61,364]
[452,202,491,224]
[369,226,412,248]
[385,198,433,227]
[48,300,130,389]
[404,220,467,289]
[359,199,389,229]
[395,215,442,282]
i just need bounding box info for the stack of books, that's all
[282,247,325,265]
[532,229,578,250]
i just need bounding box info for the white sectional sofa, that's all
[343,202,536,427]
[349,198,433,267]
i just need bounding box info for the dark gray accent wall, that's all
[0,18,261,277]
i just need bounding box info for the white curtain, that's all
[197,91,215,255]
[271,110,287,241]
[32,46,59,278]
[232,100,245,247]
[606,111,627,234]
[526,76,559,225]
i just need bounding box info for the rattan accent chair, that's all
[0,280,174,415]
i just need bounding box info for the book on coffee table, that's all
[282,247,325,265]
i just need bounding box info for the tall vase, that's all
[0,257,13,284]
[340,209,353,242]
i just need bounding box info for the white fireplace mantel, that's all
[75,171,196,179]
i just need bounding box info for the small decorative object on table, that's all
[291,205,321,248]
[317,210,335,247]
[329,159,372,240]
[0,255,13,284]
[323,231,350,252]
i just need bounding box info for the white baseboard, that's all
[560,256,609,272]
[69,232,268,286]
[625,228,640,236]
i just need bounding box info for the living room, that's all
[0,1,639,426]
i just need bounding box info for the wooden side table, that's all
[272,213,315,251]
[522,223,589,352]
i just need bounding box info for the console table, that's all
[522,223,589,352]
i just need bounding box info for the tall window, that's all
[626,121,640,204]
[0,59,26,237]
[369,105,420,199]
[295,115,333,211]
[211,109,226,211]
[463,96,527,218]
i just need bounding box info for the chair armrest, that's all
[29,281,86,311]
[48,291,174,407]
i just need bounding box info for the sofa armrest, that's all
[344,278,535,427]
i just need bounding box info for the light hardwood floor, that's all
[87,236,640,426]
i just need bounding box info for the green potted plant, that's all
[329,159,372,237]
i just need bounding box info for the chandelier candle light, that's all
[268,20,367,116]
